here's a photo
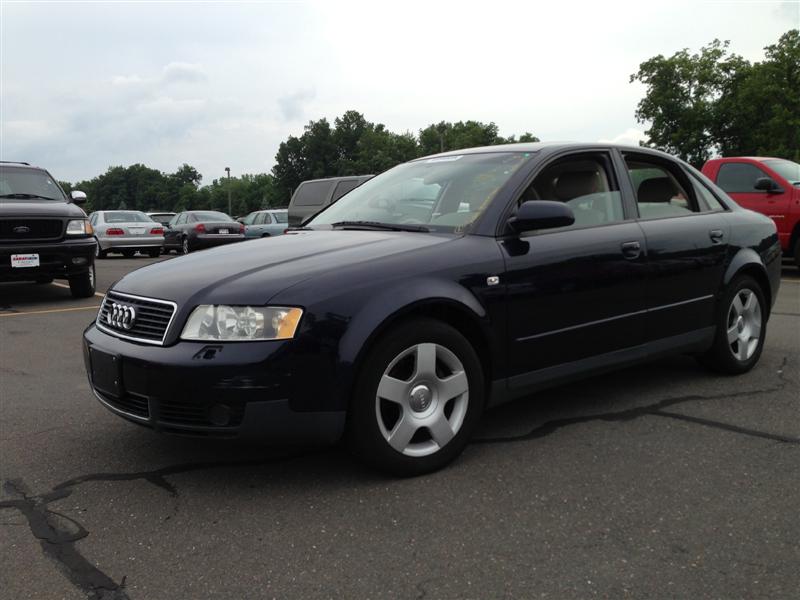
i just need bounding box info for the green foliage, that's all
[64,112,539,213]
[632,29,800,166]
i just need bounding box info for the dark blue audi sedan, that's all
[83,143,781,475]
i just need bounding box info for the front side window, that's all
[310,152,533,233]
[716,163,767,193]
[626,157,697,218]
[0,166,66,201]
[519,153,625,228]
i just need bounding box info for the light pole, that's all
[224,167,231,216]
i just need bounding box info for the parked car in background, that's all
[163,210,245,254]
[0,161,96,297]
[287,175,372,226]
[89,210,164,258]
[84,143,780,475]
[147,212,176,227]
[239,209,288,238]
[702,157,800,266]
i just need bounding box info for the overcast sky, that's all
[1,0,797,184]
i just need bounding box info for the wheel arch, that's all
[335,282,495,412]
[723,249,773,316]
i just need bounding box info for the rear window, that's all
[190,211,233,222]
[104,211,152,223]
[293,181,333,206]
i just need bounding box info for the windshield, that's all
[191,211,233,222]
[104,211,153,223]
[272,211,288,223]
[0,166,66,201]
[309,152,532,232]
[764,159,800,184]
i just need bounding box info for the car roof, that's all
[0,161,38,169]
[411,141,679,161]
[708,156,781,163]
[298,175,373,185]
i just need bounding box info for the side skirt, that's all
[489,327,715,408]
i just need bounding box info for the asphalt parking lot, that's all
[1,256,798,600]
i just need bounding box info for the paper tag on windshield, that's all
[425,155,463,163]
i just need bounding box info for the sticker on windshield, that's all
[425,155,463,163]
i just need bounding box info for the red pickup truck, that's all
[702,157,800,266]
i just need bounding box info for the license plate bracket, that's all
[10,253,40,268]
[90,349,122,397]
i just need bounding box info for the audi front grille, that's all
[96,290,177,345]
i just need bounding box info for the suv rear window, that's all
[293,181,333,206]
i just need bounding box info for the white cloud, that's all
[598,128,648,147]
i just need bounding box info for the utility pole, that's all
[224,167,231,216]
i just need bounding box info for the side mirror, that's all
[508,201,575,233]
[754,177,782,194]
[70,190,87,205]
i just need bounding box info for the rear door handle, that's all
[709,229,724,243]
[621,241,641,260]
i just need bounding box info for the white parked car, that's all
[89,210,165,258]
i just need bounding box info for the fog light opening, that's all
[72,257,88,265]
[208,404,231,426]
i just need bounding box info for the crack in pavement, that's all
[0,357,795,599]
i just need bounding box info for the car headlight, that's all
[66,219,93,235]
[181,305,303,341]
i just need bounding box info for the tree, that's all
[631,29,800,166]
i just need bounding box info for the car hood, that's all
[113,230,456,307]
[0,199,86,218]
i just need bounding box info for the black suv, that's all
[0,162,96,298]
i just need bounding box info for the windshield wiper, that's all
[0,193,60,201]
[331,220,429,232]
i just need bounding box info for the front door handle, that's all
[621,241,641,260]
[709,229,725,244]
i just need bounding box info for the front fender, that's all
[333,277,490,411]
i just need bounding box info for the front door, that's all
[500,151,648,390]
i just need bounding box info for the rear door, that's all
[500,150,648,389]
[622,152,730,342]
[164,213,184,247]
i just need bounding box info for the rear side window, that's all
[625,157,698,218]
[293,181,333,206]
[716,163,766,193]
[690,176,725,212]
[331,180,362,202]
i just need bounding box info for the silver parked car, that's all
[89,210,164,258]
[239,209,288,238]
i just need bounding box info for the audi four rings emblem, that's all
[107,302,137,330]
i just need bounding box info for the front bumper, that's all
[98,235,165,251]
[0,237,95,281]
[83,323,345,442]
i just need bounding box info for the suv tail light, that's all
[106,228,124,236]
[195,223,206,233]
[150,227,164,235]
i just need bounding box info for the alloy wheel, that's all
[182,238,189,254]
[375,343,469,457]
[727,288,762,361]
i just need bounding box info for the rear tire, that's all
[68,264,96,299]
[347,318,484,476]
[180,237,190,255]
[699,275,766,374]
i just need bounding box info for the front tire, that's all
[700,275,766,374]
[95,242,107,259]
[348,318,484,476]
[68,264,96,299]
[147,247,161,258]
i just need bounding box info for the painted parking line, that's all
[0,305,101,318]
[51,281,106,298]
